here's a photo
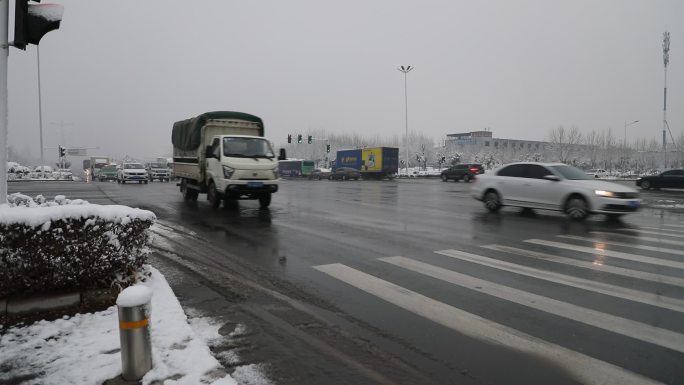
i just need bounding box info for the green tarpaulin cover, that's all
[172,111,264,151]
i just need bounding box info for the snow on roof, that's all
[0,203,156,227]
[28,4,64,22]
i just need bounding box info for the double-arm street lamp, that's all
[397,65,413,177]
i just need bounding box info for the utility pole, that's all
[397,65,413,177]
[663,31,670,151]
[1,0,9,203]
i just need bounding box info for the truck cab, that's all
[203,135,279,207]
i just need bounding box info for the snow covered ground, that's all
[0,267,240,385]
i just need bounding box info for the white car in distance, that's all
[117,162,149,184]
[471,163,640,220]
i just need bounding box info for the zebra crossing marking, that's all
[557,234,684,257]
[590,231,684,248]
[314,263,665,385]
[524,239,684,270]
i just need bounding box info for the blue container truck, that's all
[335,147,398,179]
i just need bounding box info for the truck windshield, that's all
[223,137,274,158]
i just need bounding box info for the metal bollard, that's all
[116,285,153,381]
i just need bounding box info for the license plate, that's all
[247,181,263,188]
[628,200,640,208]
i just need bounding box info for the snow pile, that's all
[116,285,153,307]
[28,4,64,22]
[0,196,155,298]
[0,267,236,385]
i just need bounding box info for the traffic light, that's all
[287,134,292,143]
[14,1,64,50]
[307,135,312,144]
[58,145,65,157]
[297,134,302,143]
[326,144,331,153]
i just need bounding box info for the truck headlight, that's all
[595,190,615,197]
[223,165,235,178]
[272,166,279,176]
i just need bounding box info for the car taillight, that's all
[469,168,480,172]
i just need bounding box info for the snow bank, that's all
[0,267,236,385]
[0,201,155,227]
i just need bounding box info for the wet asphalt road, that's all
[8,178,684,385]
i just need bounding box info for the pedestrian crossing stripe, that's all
[483,243,684,288]
[313,263,664,385]
[435,248,684,312]
[525,239,684,270]
[558,234,684,257]
[637,226,684,234]
[590,231,684,248]
[382,255,684,353]
[617,228,684,239]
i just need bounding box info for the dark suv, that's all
[440,163,484,183]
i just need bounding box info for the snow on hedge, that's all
[0,195,156,298]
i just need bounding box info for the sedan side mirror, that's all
[543,175,560,181]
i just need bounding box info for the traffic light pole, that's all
[37,45,44,174]
[1,0,9,203]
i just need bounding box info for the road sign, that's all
[67,148,87,156]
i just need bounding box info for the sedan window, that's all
[526,165,553,179]
[549,165,592,180]
[497,164,526,177]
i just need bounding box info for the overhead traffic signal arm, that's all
[14,0,64,50]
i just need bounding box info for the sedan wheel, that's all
[484,191,501,213]
[566,196,589,221]
[463,174,471,183]
[441,174,448,182]
[641,180,651,190]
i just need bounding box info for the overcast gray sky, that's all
[7,0,683,162]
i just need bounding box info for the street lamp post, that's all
[397,65,413,177]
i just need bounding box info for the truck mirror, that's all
[278,148,287,161]
[205,145,214,159]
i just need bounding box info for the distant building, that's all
[445,130,549,154]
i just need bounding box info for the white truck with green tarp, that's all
[172,111,284,208]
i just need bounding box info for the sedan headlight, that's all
[595,190,616,197]
[223,165,235,178]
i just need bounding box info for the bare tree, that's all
[548,126,583,163]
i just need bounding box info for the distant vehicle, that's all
[172,111,282,208]
[440,163,484,183]
[329,167,361,181]
[146,162,170,182]
[117,162,148,184]
[471,162,640,220]
[636,169,684,190]
[98,165,118,181]
[586,169,607,178]
[336,147,399,179]
[89,157,110,179]
[309,168,332,180]
[278,160,315,177]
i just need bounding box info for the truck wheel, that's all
[208,181,221,208]
[181,179,198,202]
[259,194,272,209]
[144,180,148,184]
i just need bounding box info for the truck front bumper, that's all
[221,180,278,199]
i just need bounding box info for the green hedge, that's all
[0,196,155,298]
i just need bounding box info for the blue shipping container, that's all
[335,149,362,170]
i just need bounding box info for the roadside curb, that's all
[0,288,119,322]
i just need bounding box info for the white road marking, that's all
[525,239,684,270]
[617,228,684,239]
[638,226,684,234]
[380,256,684,353]
[590,231,684,248]
[314,263,664,385]
[433,248,684,311]
[558,234,684,257]
[484,243,684,288]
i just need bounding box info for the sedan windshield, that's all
[550,165,592,180]
[124,164,144,169]
[223,137,275,158]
